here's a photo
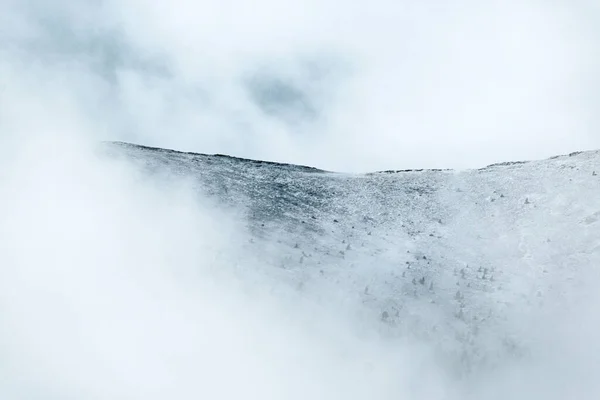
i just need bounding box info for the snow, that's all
[105,142,600,375]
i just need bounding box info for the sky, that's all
[1,1,600,399]
[2,0,599,172]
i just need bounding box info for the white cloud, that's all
[0,117,452,398]
[1,2,600,398]
[2,0,599,171]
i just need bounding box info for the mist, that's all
[3,0,600,171]
[0,117,453,399]
[1,0,600,399]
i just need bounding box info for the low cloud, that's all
[3,0,599,171]
[1,1,600,399]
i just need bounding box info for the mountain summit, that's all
[104,141,600,373]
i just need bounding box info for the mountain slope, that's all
[102,142,600,373]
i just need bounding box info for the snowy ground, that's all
[105,142,600,376]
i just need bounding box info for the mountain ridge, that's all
[101,139,600,375]
[107,140,599,174]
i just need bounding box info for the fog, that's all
[0,104,454,399]
[1,0,600,399]
[3,0,600,172]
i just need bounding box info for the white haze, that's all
[1,1,600,399]
[0,78,454,399]
[2,0,600,171]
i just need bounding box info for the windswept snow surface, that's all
[106,143,600,382]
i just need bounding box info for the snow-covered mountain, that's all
[103,141,600,375]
